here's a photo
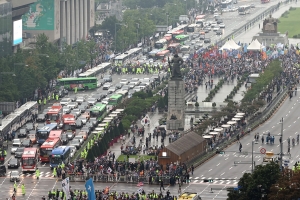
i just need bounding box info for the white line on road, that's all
[26,179,40,200]
[247,143,250,145]
[225,158,228,160]
[288,125,291,127]
[220,172,225,176]
[229,167,232,170]
[272,126,275,128]
[208,169,212,172]
[216,163,220,166]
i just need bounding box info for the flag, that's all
[107,167,112,173]
[85,178,96,200]
[61,177,70,199]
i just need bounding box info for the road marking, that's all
[216,163,220,166]
[294,121,297,123]
[229,167,232,170]
[246,143,250,145]
[225,157,228,160]
[208,169,212,172]
[288,125,291,127]
[26,179,40,200]
[272,126,275,128]
[220,172,225,176]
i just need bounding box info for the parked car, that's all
[108,86,116,94]
[8,158,20,169]
[66,132,75,140]
[78,105,86,113]
[76,97,85,105]
[14,147,25,158]
[73,108,81,117]
[79,116,88,125]
[70,139,81,150]
[63,106,71,114]
[60,98,72,106]
[219,23,225,28]
[28,133,37,144]
[11,139,22,154]
[204,38,211,43]
[120,79,129,85]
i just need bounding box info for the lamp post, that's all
[115,23,127,52]
[280,117,284,170]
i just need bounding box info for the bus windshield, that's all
[40,149,52,157]
[37,132,48,140]
[63,124,76,131]
[22,158,36,166]
[50,156,62,164]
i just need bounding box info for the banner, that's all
[85,178,96,200]
[61,177,70,199]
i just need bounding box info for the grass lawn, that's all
[117,155,156,161]
[278,8,300,38]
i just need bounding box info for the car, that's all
[85,122,94,131]
[219,23,225,28]
[103,74,112,82]
[25,123,34,130]
[69,146,77,158]
[250,3,255,8]
[78,105,87,113]
[203,28,210,33]
[74,135,84,145]
[213,26,220,31]
[115,83,124,89]
[63,106,71,114]
[108,86,116,94]
[89,118,98,127]
[22,139,32,147]
[204,38,211,43]
[128,82,136,89]
[11,139,22,154]
[68,95,77,102]
[121,85,130,91]
[199,35,205,40]
[87,98,97,106]
[76,97,85,105]
[61,133,69,145]
[77,131,88,141]
[192,33,200,39]
[131,78,141,85]
[82,112,90,121]
[18,128,28,137]
[217,19,223,24]
[28,133,37,144]
[99,79,106,86]
[139,83,148,90]
[103,83,111,90]
[120,79,129,85]
[67,102,78,109]
[60,98,72,106]
[79,116,87,125]
[8,158,20,169]
[66,131,75,140]
[10,171,20,182]
[14,147,25,158]
[73,108,81,117]
[92,94,103,102]
[36,124,44,130]
[70,139,81,150]
[81,126,91,135]
[133,86,142,92]
[216,30,223,35]
[101,97,110,104]
[210,22,217,28]
[36,114,46,122]
[75,119,83,128]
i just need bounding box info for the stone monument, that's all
[166,54,185,131]
[253,14,288,46]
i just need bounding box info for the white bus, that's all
[154,39,168,49]
[238,5,251,15]
[78,62,111,77]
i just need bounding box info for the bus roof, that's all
[58,77,97,81]
[47,106,62,114]
[48,130,63,139]
[156,50,170,55]
[168,43,181,47]
[109,94,122,99]
[195,15,205,19]
[22,148,38,157]
[37,123,57,132]
[41,138,61,147]
[62,114,76,123]
[52,146,70,155]
[91,103,106,111]
[175,35,189,39]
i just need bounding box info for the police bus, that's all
[238,5,251,15]
[36,123,58,145]
[50,146,71,169]
[78,62,111,78]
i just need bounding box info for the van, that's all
[103,74,112,82]
[180,45,191,54]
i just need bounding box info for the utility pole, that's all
[280,117,284,170]
[252,140,254,173]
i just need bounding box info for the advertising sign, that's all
[13,20,22,45]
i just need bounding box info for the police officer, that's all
[36,168,40,179]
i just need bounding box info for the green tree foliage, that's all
[242,60,282,103]
[227,162,280,200]
[99,16,120,36]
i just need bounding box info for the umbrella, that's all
[203,135,213,138]
[209,132,219,135]
[227,121,237,125]
[214,128,223,132]
[236,113,245,116]
[232,118,241,121]
[221,124,231,128]
[234,115,243,118]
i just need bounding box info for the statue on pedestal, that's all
[262,14,278,33]
[168,54,183,79]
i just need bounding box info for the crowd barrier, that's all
[68,174,176,185]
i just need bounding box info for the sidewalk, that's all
[196,76,222,102]
[235,1,300,44]
[212,77,238,102]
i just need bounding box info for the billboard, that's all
[22,0,55,30]
[13,19,22,46]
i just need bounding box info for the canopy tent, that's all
[236,113,245,116]
[234,115,244,118]
[203,135,213,139]
[227,121,237,125]
[219,41,233,50]
[209,132,219,135]
[214,128,223,132]
[228,39,241,50]
[232,118,241,121]
[247,39,262,51]
[221,124,231,128]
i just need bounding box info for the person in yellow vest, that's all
[81,151,85,158]
[74,86,78,94]
[61,162,65,169]
[36,168,40,179]
[55,94,59,101]
[48,95,51,101]
[53,167,57,177]
[43,98,47,105]
[13,181,17,193]
[21,183,25,195]
[52,93,55,100]
[38,99,42,105]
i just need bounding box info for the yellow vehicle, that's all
[262,151,277,165]
[178,192,202,200]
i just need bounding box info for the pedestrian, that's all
[261,135,264,144]
[239,143,242,152]
[160,179,165,191]
[13,181,17,193]
[36,168,40,179]
[259,23,260,29]
[53,167,57,177]
[21,183,25,195]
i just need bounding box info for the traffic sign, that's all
[260,148,266,154]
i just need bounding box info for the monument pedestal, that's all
[167,78,185,131]
[253,32,289,46]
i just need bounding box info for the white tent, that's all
[227,39,241,50]
[219,41,233,50]
[247,39,262,51]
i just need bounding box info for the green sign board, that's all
[22,0,54,30]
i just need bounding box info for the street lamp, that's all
[115,23,127,52]
[279,117,284,170]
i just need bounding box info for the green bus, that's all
[56,77,97,90]
[90,103,107,121]
[108,94,123,105]
[175,35,190,45]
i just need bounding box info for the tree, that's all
[269,169,300,199]
[100,16,120,36]
[227,162,280,200]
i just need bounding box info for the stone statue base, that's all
[167,79,185,130]
[253,32,288,47]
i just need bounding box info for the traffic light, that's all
[204,179,213,183]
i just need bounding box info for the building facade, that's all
[0,1,12,57]
[22,0,95,46]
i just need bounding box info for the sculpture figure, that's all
[168,54,183,78]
